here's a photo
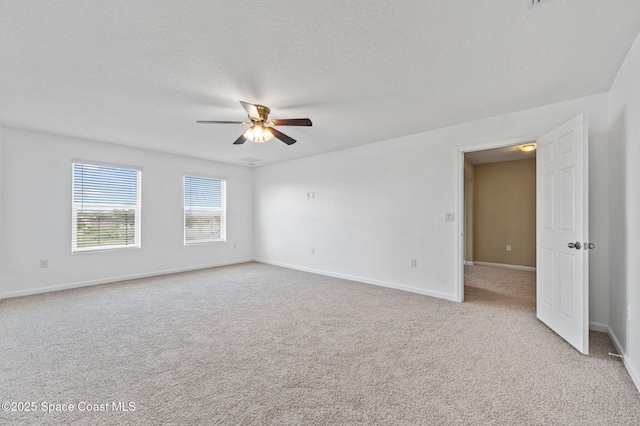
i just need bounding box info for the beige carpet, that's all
[1,262,638,425]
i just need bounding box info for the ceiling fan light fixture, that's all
[262,127,274,142]
[520,143,537,152]
[197,101,311,145]
[243,124,275,143]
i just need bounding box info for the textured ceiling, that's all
[1,0,639,166]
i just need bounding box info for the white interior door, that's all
[537,114,589,354]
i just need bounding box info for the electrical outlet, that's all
[445,212,455,222]
[233,243,237,249]
[410,259,417,268]
[40,259,48,268]
[506,245,512,252]
[311,248,315,255]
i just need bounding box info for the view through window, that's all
[184,175,226,244]
[72,163,141,252]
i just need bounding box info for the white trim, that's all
[71,163,142,253]
[183,171,227,181]
[72,245,141,255]
[457,149,465,302]
[472,261,536,272]
[625,357,640,393]
[608,326,625,356]
[457,133,543,303]
[0,258,253,299]
[458,134,542,154]
[255,258,459,302]
[183,175,227,245]
[464,261,474,266]
[589,322,609,333]
[71,158,144,172]
[0,125,2,303]
[607,326,640,392]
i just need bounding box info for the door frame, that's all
[455,133,543,302]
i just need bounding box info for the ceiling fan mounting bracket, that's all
[251,104,271,122]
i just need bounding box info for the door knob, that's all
[568,242,582,250]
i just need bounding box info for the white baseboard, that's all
[607,326,625,356]
[472,261,536,272]
[625,356,640,394]
[464,261,474,266]
[255,258,459,302]
[606,326,640,393]
[589,322,609,333]
[0,258,254,299]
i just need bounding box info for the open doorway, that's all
[463,144,537,307]
[457,140,538,305]
[457,115,590,354]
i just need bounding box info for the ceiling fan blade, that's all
[197,120,246,124]
[270,127,297,145]
[233,134,248,145]
[270,118,312,127]
[240,101,261,121]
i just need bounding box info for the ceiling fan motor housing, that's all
[253,104,270,122]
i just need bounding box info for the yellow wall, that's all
[473,158,536,267]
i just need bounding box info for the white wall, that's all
[255,93,610,326]
[0,126,3,297]
[0,127,254,297]
[609,30,640,389]
[1,93,614,351]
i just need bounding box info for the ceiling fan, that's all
[197,101,312,145]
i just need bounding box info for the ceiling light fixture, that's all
[243,123,274,143]
[197,101,312,145]
[519,143,537,152]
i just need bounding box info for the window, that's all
[72,163,141,252]
[184,175,226,244]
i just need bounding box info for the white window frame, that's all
[72,161,142,253]
[184,174,226,245]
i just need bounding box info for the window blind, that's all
[72,163,141,252]
[184,175,226,244]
